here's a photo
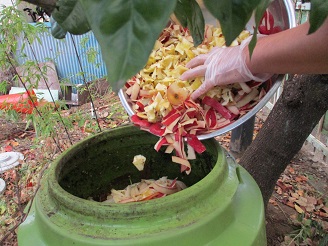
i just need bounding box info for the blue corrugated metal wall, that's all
[17,23,107,85]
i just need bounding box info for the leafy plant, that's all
[0,3,91,139]
[0,3,52,118]
[2,109,20,122]
[0,5,46,66]
[0,81,9,94]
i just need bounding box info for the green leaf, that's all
[86,47,98,64]
[248,0,270,56]
[52,0,90,35]
[0,202,6,215]
[308,0,328,34]
[174,0,205,46]
[50,17,67,39]
[78,0,177,92]
[203,0,261,46]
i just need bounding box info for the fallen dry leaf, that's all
[295,196,308,207]
[10,140,19,147]
[269,198,278,206]
[317,211,328,218]
[291,192,299,199]
[289,197,297,203]
[304,204,315,212]
[297,189,304,196]
[320,206,328,213]
[286,201,295,208]
[295,175,308,182]
[306,196,317,205]
[288,167,295,174]
[294,204,304,214]
[276,186,283,195]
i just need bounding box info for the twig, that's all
[14,170,22,213]
[70,34,102,132]
[288,228,304,246]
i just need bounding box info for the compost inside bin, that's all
[57,128,218,202]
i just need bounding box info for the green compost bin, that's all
[18,125,266,245]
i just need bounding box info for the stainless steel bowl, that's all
[118,0,296,140]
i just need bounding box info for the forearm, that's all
[245,19,328,75]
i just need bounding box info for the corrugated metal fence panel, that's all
[16,23,107,85]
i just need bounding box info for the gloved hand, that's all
[180,36,273,100]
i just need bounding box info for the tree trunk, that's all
[240,74,328,206]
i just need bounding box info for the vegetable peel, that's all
[126,24,272,174]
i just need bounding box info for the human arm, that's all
[181,19,328,100]
[245,19,328,75]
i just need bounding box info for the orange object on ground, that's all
[0,90,38,114]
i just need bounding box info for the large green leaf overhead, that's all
[51,0,90,36]
[248,0,270,55]
[174,0,205,46]
[309,0,328,34]
[203,0,261,46]
[78,0,177,92]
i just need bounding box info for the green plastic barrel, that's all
[18,125,266,245]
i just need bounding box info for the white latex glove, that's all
[180,36,273,100]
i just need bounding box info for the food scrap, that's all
[132,154,146,171]
[103,177,187,204]
[125,23,269,174]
